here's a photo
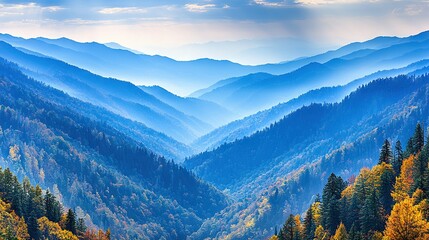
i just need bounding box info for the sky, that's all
[0,0,429,64]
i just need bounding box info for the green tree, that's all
[413,123,424,154]
[379,164,395,213]
[359,190,384,236]
[65,209,77,235]
[27,211,40,240]
[392,140,403,175]
[378,139,392,164]
[278,214,297,240]
[303,206,316,240]
[321,174,345,234]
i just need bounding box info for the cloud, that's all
[98,7,147,15]
[253,0,291,7]
[0,2,63,17]
[185,3,216,12]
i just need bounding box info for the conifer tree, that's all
[321,174,345,234]
[392,140,403,175]
[405,138,414,157]
[413,123,425,154]
[378,139,392,164]
[65,209,77,235]
[278,214,296,240]
[27,210,40,239]
[303,206,316,240]
[379,164,395,213]
[359,190,384,235]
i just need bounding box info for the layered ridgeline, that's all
[272,125,429,240]
[0,167,110,239]
[0,40,235,145]
[0,59,228,239]
[187,74,429,239]
[192,31,429,117]
[192,60,429,152]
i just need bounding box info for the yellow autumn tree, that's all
[331,222,348,240]
[383,196,429,240]
[315,225,329,240]
[38,216,78,240]
[269,235,279,240]
[391,155,415,202]
[0,199,29,240]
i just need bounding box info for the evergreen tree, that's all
[77,218,87,236]
[27,211,40,240]
[348,223,361,240]
[412,144,429,193]
[392,140,403,175]
[359,190,384,235]
[65,209,77,235]
[278,214,296,240]
[303,206,316,240]
[378,139,392,164]
[321,174,345,234]
[413,123,424,154]
[406,138,414,157]
[379,164,395,213]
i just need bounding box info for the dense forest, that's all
[272,123,429,240]
[189,74,429,239]
[0,167,110,239]
[0,58,228,239]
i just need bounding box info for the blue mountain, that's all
[196,36,429,116]
[0,41,213,144]
[192,59,429,152]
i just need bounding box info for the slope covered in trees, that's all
[0,167,110,240]
[189,74,429,239]
[273,124,429,239]
[0,58,228,239]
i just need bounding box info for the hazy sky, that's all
[0,0,429,64]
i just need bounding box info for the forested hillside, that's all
[0,167,110,239]
[0,58,228,239]
[273,124,429,240]
[188,74,429,239]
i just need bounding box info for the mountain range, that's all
[1,30,429,239]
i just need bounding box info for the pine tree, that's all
[321,174,345,234]
[347,223,361,240]
[393,140,403,175]
[413,123,424,154]
[27,211,40,240]
[278,214,296,240]
[77,218,87,236]
[65,209,77,235]
[359,190,384,235]
[405,138,414,157]
[378,139,392,164]
[303,206,316,240]
[379,164,395,213]
[412,144,429,193]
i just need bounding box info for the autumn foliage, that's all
[274,123,429,240]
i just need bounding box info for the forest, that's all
[0,167,110,239]
[0,58,227,238]
[272,123,429,240]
